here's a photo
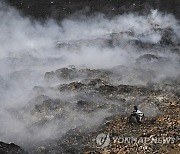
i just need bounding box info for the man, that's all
[129,106,144,124]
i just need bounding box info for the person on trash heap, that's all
[130,106,144,124]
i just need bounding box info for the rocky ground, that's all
[1,75,180,153]
[4,62,179,153]
[29,66,180,154]
[0,141,27,154]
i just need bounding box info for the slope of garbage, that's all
[0,1,180,154]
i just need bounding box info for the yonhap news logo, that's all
[96,133,176,148]
[96,133,110,148]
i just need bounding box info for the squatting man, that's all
[129,106,144,124]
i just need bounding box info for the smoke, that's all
[0,2,179,150]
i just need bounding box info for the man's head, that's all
[134,106,138,111]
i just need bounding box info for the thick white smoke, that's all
[0,2,179,149]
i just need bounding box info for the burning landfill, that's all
[0,0,179,154]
